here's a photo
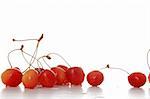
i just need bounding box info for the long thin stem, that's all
[7,45,43,73]
[21,47,44,73]
[21,50,43,68]
[12,34,43,68]
[106,64,130,75]
[29,45,38,66]
[21,51,34,69]
[7,49,20,68]
[47,53,71,67]
[24,35,42,67]
[37,56,43,68]
[37,56,51,69]
[13,39,38,42]
[147,49,150,70]
[99,67,107,70]
[42,57,51,68]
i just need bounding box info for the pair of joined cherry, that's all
[1,34,85,89]
[87,64,147,88]
[86,48,150,88]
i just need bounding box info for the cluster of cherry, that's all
[1,34,150,89]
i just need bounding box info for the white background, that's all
[0,0,150,99]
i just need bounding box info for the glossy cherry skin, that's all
[22,69,38,89]
[66,67,85,85]
[35,68,44,85]
[57,65,68,71]
[1,68,22,87]
[57,65,69,85]
[51,67,68,85]
[128,72,146,88]
[87,70,104,86]
[39,69,56,87]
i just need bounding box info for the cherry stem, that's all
[12,39,37,42]
[47,53,71,67]
[8,49,20,68]
[12,34,43,68]
[21,49,43,73]
[37,53,71,69]
[99,66,107,70]
[147,49,150,71]
[7,45,43,73]
[20,46,43,68]
[37,56,51,69]
[106,64,130,75]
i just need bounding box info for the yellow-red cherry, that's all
[22,69,38,89]
[1,68,22,87]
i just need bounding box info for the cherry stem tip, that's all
[38,34,43,42]
[46,55,51,60]
[12,39,15,41]
[20,45,24,50]
[106,64,110,68]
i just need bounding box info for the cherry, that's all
[1,68,22,87]
[66,67,85,85]
[57,65,69,84]
[38,69,56,87]
[35,68,44,85]
[87,70,104,86]
[22,69,38,89]
[128,72,146,88]
[106,64,146,88]
[1,45,25,87]
[18,45,48,88]
[51,67,68,85]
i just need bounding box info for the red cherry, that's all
[39,69,56,87]
[51,67,68,85]
[87,70,104,86]
[35,68,44,85]
[22,69,38,89]
[66,67,85,85]
[1,68,22,87]
[128,72,146,88]
[57,65,68,71]
[57,65,69,85]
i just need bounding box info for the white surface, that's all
[0,0,150,99]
